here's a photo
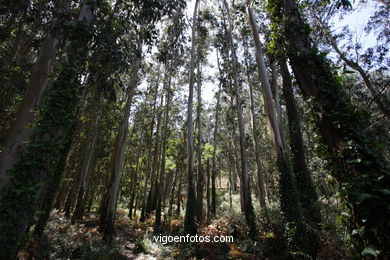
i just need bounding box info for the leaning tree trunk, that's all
[72,97,101,223]
[0,1,97,257]
[0,0,71,188]
[245,2,311,255]
[280,61,321,227]
[102,51,140,242]
[184,0,200,236]
[244,47,268,208]
[268,0,390,254]
[313,14,390,120]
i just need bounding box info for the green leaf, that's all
[361,246,379,257]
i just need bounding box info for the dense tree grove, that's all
[0,0,388,259]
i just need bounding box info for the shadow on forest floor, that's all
[19,200,348,260]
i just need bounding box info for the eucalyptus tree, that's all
[0,0,98,257]
[244,0,313,255]
[0,0,57,136]
[243,40,268,208]
[221,0,258,239]
[267,0,390,254]
[101,0,187,241]
[154,4,187,229]
[0,0,71,187]
[308,2,389,120]
[184,0,200,236]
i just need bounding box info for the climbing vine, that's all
[266,0,390,256]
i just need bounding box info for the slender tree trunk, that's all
[155,73,171,230]
[184,0,200,236]
[72,97,101,222]
[224,0,257,239]
[0,0,71,188]
[244,48,267,208]
[176,126,187,218]
[280,61,321,227]
[146,95,163,218]
[211,83,221,218]
[102,50,140,242]
[195,65,204,224]
[140,76,160,222]
[245,2,310,253]
[230,99,244,212]
[205,158,211,222]
[167,168,179,225]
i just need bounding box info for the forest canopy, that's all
[0,0,389,259]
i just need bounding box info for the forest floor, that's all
[19,196,348,259]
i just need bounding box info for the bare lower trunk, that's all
[224,0,257,239]
[195,65,204,224]
[72,97,101,222]
[155,74,171,229]
[211,75,221,218]
[246,2,310,252]
[103,52,140,241]
[244,48,267,208]
[184,0,200,236]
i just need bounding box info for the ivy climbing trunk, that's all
[280,61,321,254]
[0,0,97,257]
[268,0,390,254]
[245,1,311,255]
[0,0,71,188]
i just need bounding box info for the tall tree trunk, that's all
[184,0,200,236]
[280,61,321,228]
[205,158,211,222]
[244,47,268,208]
[195,65,204,224]
[155,72,171,229]
[176,125,187,218]
[245,2,311,254]
[140,75,160,222]
[224,0,257,239]
[230,95,244,212]
[211,83,221,218]
[72,96,101,223]
[0,1,97,257]
[146,94,164,218]
[268,0,390,254]
[0,0,71,188]
[167,168,179,225]
[102,50,140,242]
